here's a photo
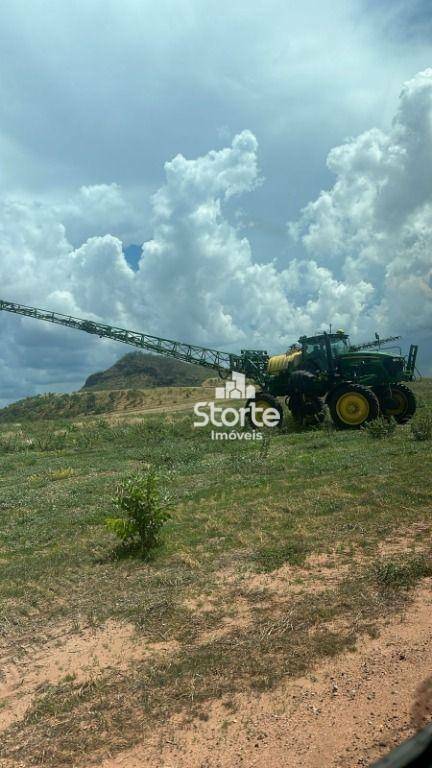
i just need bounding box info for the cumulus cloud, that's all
[289,69,432,341]
[55,184,145,246]
[1,70,432,404]
[133,129,372,345]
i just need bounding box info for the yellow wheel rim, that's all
[385,391,407,416]
[253,399,278,427]
[336,392,370,425]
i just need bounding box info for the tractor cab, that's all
[298,330,350,372]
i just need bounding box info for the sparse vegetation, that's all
[410,410,432,441]
[0,385,217,422]
[0,378,430,767]
[48,467,75,481]
[363,415,397,439]
[373,553,432,590]
[254,539,310,571]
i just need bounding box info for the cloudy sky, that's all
[0,0,431,405]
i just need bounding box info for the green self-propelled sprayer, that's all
[0,299,419,429]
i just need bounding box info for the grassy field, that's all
[0,380,431,766]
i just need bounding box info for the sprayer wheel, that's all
[379,383,417,424]
[328,383,379,429]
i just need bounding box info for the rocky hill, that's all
[0,352,215,422]
[82,352,210,390]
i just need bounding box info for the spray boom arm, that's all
[0,298,268,380]
[350,335,401,351]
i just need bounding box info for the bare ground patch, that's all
[96,583,432,768]
[0,620,178,733]
[0,533,430,766]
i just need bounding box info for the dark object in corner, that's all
[370,724,432,767]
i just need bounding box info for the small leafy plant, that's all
[106,470,171,554]
[411,411,432,441]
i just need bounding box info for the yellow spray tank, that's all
[267,349,302,375]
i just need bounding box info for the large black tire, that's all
[245,392,283,429]
[288,393,326,426]
[377,383,417,424]
[327,383,380,430]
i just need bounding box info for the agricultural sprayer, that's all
[0,299,418,429]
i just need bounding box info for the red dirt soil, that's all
[97,583,432,768]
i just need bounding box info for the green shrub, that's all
[411,411,432,441]
[0,432,33,453]
[35,431,67,451]
[373,554,432,590]
[84,393,97,412]
[363,416,397,439]
[106,470,171,554]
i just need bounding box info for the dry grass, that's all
[0,379,430,765]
